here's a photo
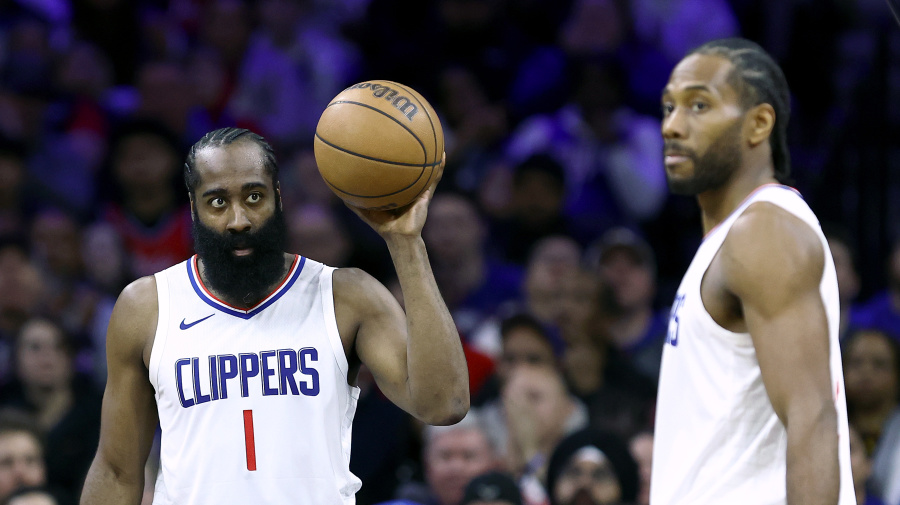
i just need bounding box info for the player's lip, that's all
[232,247,253,256]
[665,152,691,166]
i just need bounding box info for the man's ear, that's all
[276,182,283,211]
[747,103,776,147]
[189,194,196,221]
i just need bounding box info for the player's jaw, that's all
[664,120,743,196]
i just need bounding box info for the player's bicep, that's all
[95,277,160,481]
[334,269,413,410]
[724,205,834,423]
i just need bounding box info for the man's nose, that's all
[227,204,252,233]
[662,107,687,140]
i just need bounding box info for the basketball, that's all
[313,80,444,210]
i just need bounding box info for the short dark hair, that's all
[499,312,565,358]
[183,128,279,195]
[0,409,44,448]
[688,38,791,183]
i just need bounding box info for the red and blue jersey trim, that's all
[186,254,306,319]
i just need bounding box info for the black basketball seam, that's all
[314,133,441,168]
[315,137,435,198]
[324,100,427,164]
[385,81,439,166]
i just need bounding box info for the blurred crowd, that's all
[0,0,898,505]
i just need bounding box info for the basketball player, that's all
[80,128,470,504]
[651,39,855,504]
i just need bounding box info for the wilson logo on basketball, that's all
[345,82,419,120]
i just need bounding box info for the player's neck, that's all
[697,167,778,235]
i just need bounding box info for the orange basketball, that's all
[313,80,445,210]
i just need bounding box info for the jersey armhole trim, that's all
[320,266,350,381]
[149,271,170,392]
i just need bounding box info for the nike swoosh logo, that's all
[180,314,214,330]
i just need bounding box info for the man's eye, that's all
[661,103,674,115]
[247,193,261,203]
[692,102,708,112]
[210,198,226,208]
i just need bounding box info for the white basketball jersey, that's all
[149,255,361,504]
[651,185,855,505]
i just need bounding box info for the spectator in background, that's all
[0,319,101,500]
[468,235,581,358]
[0,412,46,504]
[230,0,361,150]
[2,16,101,220]
[556,266,654,442]
[499,366,587,485]
[851,237,900,341]
[28,210,112,360]
[436,65,510,198]
[825,225,861,340]
[460,471,523,505]
[843,328,900,456]
[0,244,45,384]
[396,411,501,505]
[471,312,560,410]
[97,119,191,279]
[850,424,886,505]
[545,428,639,505]
[78,223,126,385]
[504,55,666,239]
[53,40,115,179]
[288,203,352,267]
[857,333,900,502]
[585,227,668,383]
[561,333,653,441]
[424,192,523,338]
[490,155,577,265]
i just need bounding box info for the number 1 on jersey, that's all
[243,410,257,471]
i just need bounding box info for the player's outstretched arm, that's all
[81,277,160,505]
[722,203,839,505]
[340,156,470,426]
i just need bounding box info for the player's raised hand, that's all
[347,152,445,239]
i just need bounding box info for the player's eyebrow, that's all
[201,182,267,198]
[662,84,714,97]
[201,187,227,198]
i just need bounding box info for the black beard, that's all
[665,120,743,196]
[192,206,288,306]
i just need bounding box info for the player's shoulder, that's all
[108,275,159,360]
[117,275,158,308]
[729,201,823,257]
[332,266,396,315]
[722,201,824,291]
[332,267,383,300]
